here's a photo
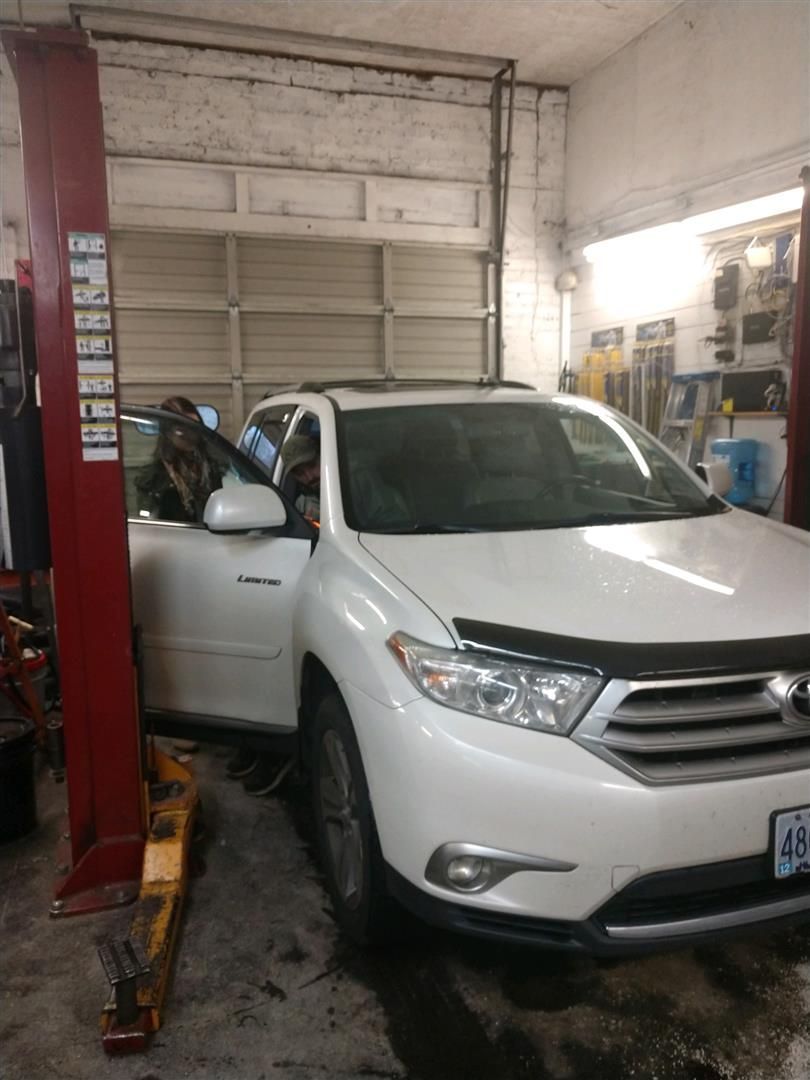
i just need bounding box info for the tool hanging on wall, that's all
[575,327,629,428]
[631,318,676,435]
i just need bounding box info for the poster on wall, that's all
[590,327,624,348]
[68,232,118,462]
[636,317,675,342]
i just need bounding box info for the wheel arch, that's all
[298,652,340,767]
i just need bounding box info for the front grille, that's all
[573,670,810,784]
[597,855,810,929]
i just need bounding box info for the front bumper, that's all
[386,855,810,955]
[341,680,810,944]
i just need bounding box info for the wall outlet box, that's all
[744,239,773,270]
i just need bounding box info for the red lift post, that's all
[1,27,146,913]
[785,166,810,531]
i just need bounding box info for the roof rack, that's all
[261,377,536,398]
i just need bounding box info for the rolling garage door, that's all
[112,230,490,437]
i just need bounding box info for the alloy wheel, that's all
[318,729,364,909]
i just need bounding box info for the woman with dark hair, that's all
[135,396,224,523]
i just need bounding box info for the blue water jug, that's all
[711,438,758,505]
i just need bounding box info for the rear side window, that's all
[240,404,294,477]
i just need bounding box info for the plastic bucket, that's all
[711,438,758,505]
[0,717,37,843]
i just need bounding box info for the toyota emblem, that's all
[787,677,810,720]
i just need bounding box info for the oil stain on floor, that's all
[281,770,810,1080]
[1,747,808,1080]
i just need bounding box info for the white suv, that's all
[121,382,810,954]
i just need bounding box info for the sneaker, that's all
[226,746,258,779]
[243,754,294,797]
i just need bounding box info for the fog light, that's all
[446,855,489,889]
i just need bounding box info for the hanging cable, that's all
[765,468,787,515]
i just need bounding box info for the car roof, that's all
[253,379,557,413]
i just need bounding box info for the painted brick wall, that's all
[0,39,567,389]
[567,230,795,518]
[565,0,810,234]
[561,0,808,519]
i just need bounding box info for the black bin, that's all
[0,717,37,843]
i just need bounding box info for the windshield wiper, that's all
[565,510,703,527]
[366,523,485,534]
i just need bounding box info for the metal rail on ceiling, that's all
[69,4,512,77]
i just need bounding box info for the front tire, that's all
[312,692,399,944]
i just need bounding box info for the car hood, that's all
[359,511,810,645]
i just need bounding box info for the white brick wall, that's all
[0,39,567,389]
[565,0,810,235]
[560,0,808,519]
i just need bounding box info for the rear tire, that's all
[311,692,400,944]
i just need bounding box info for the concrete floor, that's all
[1,744,809,1080]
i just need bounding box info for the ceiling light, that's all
[684,188,803,236]
[583,188,804,264]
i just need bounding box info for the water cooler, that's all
[711,438,758,505]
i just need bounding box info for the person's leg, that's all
[243,752,294,797]
[226,739,258,778]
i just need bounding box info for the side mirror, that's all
[696,460,733,498]
[196,404,220,431]
[204,485,287,532]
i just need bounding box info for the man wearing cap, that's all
[280,434,321,523]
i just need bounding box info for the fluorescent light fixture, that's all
[685,188,803,235]
[583,223,688,264]
[583,188,803,263]
[583,226,705,311]
[580,188,803,313]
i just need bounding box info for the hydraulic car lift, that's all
[785,166,810,531]
[1,26,196,1053]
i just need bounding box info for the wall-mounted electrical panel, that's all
[713,264,739,310]
[742,311,778,345]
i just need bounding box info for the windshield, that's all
[338,400,724,533]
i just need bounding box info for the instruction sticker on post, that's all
[69,231,118,461]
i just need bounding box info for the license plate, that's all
[772,805,810,878]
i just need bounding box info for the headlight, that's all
[388,632,602,735]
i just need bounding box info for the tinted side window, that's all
[122,414,259,525]
[239,404,294,477]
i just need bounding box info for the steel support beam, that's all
[490,73,503,380]
[490,62,517,381]
[785,166,810,530]
[1,27,146,914]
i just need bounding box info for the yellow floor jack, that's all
[98,742,199,1054]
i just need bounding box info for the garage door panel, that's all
[113,227,490,439]
[392,247,487,308]
[394,318,487,377]
[116,310,229,380]
[242,314,383,381]
[239,239,382,305]
[112,231,227,303]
